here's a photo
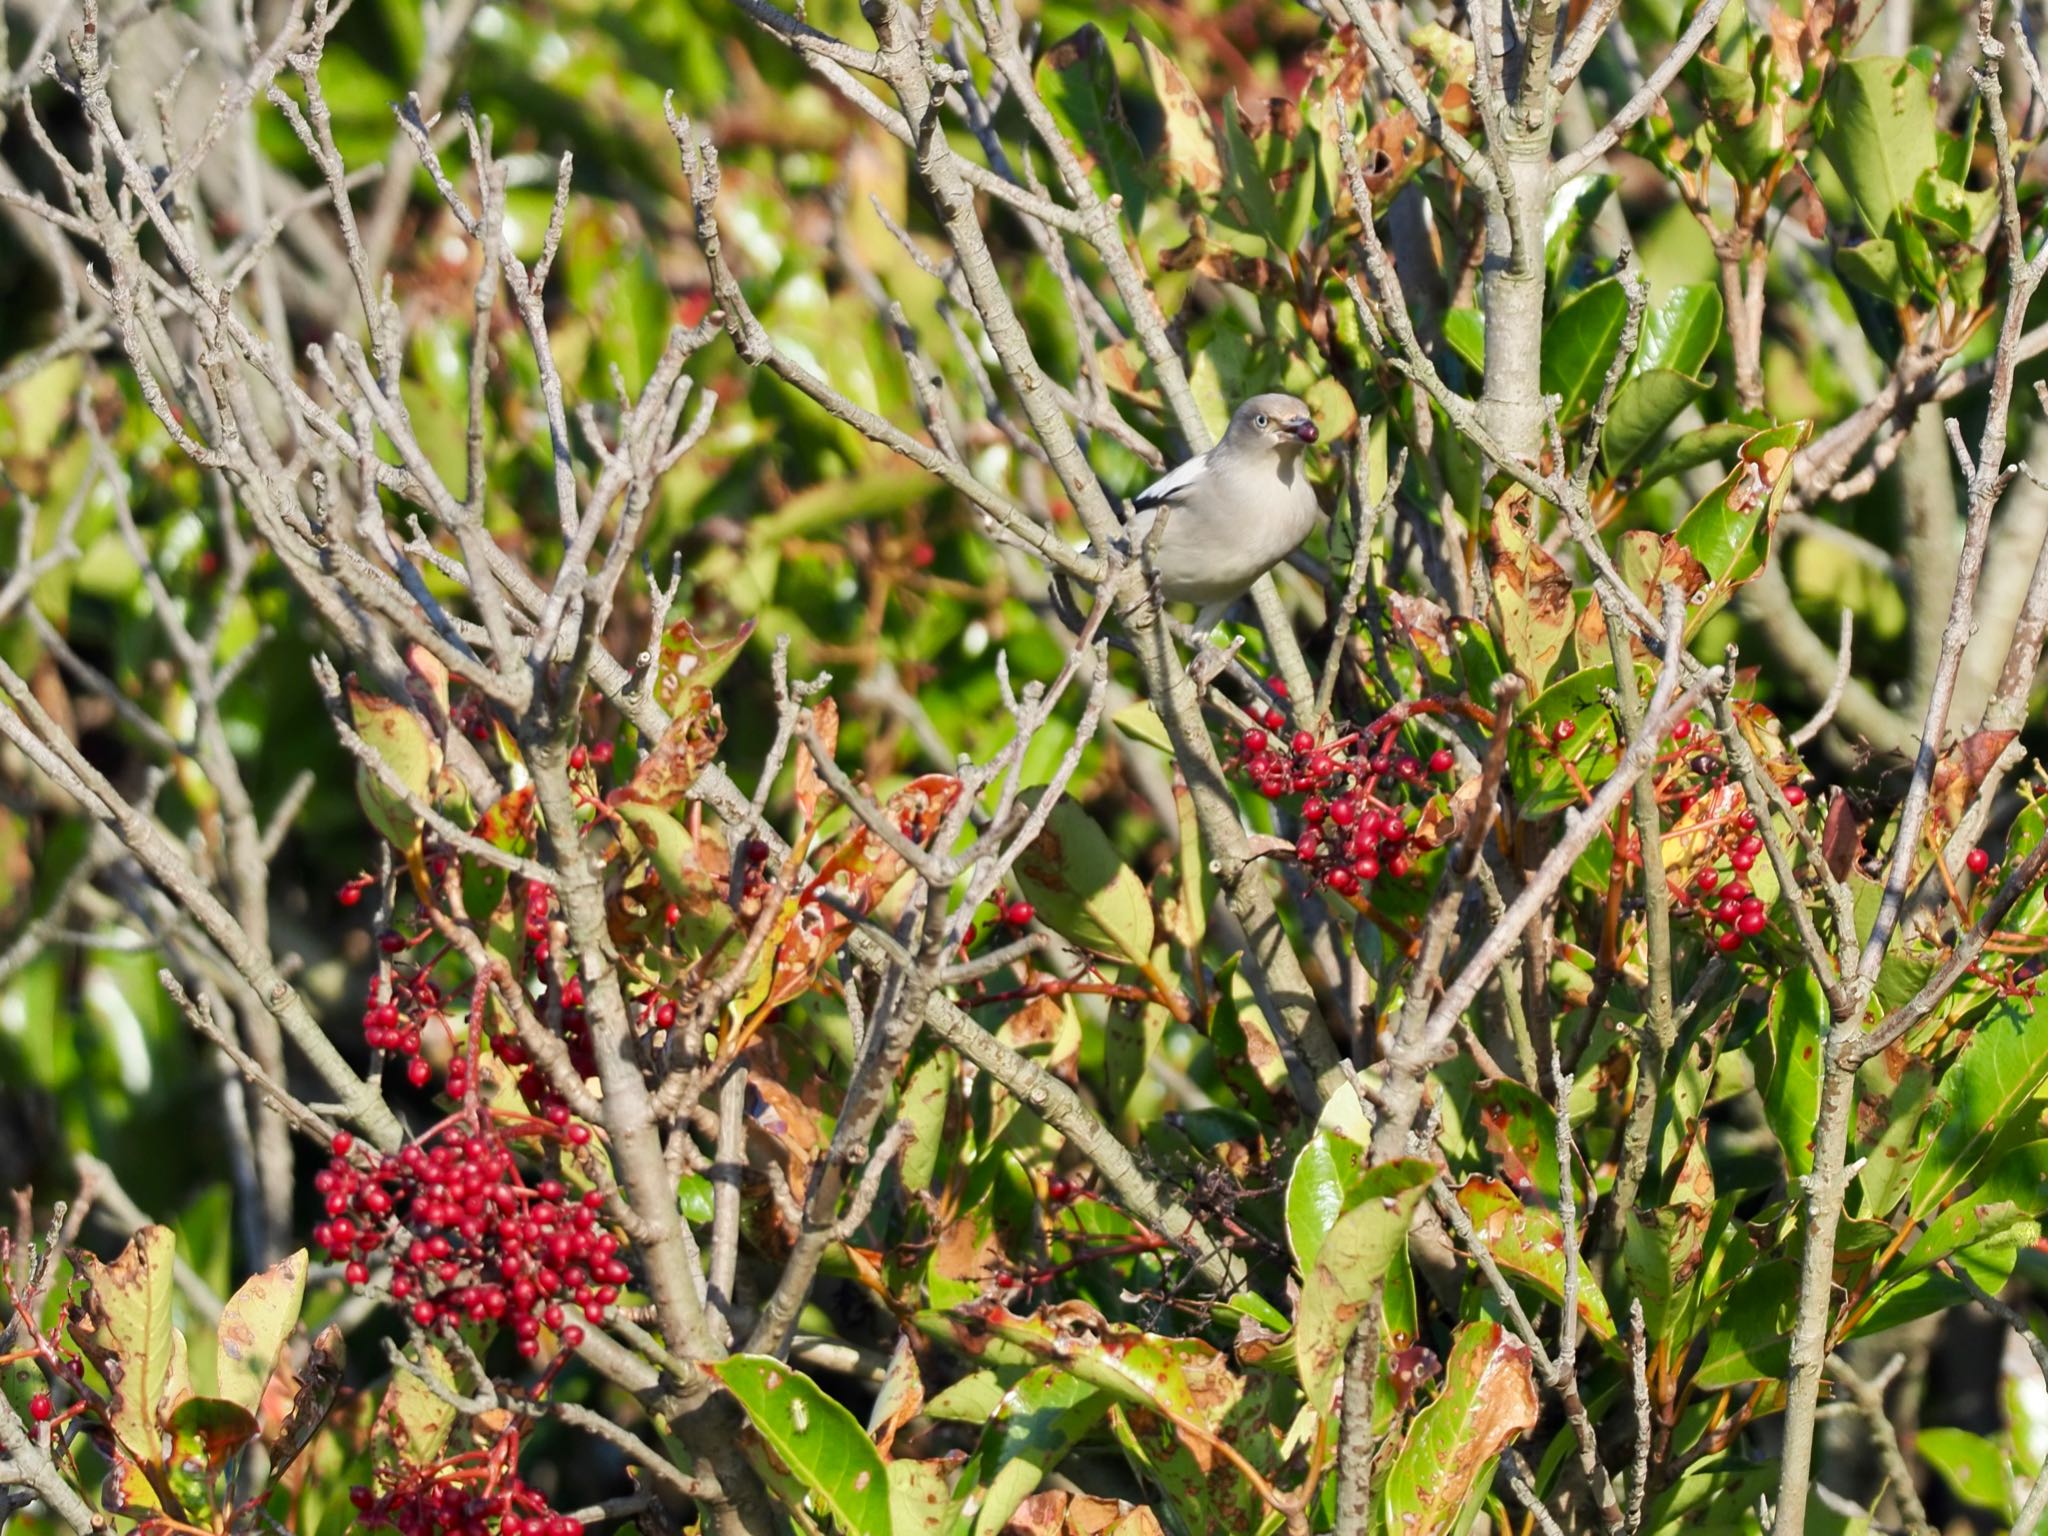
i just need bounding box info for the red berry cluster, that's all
[1230,706,1456,897]
[1653,721,1797,957]
[315,1125,620,1354]
[351,1465,581,1536]
[360,967,446,1091]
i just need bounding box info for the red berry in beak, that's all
[1292,418,1318,443]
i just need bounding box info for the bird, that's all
[1120,392,1322,632]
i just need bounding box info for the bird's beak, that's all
[1289,417,1319,444]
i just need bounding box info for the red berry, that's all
[1736,909,1767,936]
[337,884,361,907]
[745,839,771,864]
[377,930,405,955]
[331,1131,354,1156]
[1242,729,1268,758]
[407,1058,432,1088]
[1784,784,1807,807]
[1004,900,1035,927]
[1264,708,1286,731]
[1716,929,1743,953]
[1269,679,1289,699]
[570,745,589,770]
[1429,749,1455,774]
[1290,730,1316,756]
[1672,720,1692,741]
[1695,869,1719,892]
[664,902,681,926]
[1553,720,1577,744]
[28,1393,52,1423]
[590,742,613,766]
[1968,847,1992,875]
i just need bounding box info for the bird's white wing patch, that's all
[1131,449,1209,511]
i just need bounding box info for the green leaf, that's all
[1817,56,1939,236]
[1544,173,1618,292]
[1919,1427,2014,1517]
[1602,370,1712,475]
[1379,1321,1540,1536]
[74,1225,177,1460]
[1634,284,1723,379]
[1836,239,1911,305]
[1293,1158,1434,1405]
[924,1371,1008,1422]
[1453,1176,1617,1345]
[1671,420,1810,630]
[1285,1127,1371,1271]
[1753,969,1825,1177]
[1692,1258,1798,1389]
[214,1248,307,1413]
[1541,278,1630,425]
[890,1460,953,1536]
[1111,700,1172,754]
[381,1342,458,1471]
[1622,1145,1717,1345]
[1909,995,2048,1222]
[347,682,439,850]
[947,1366,1108,1536]
[1036,27,1149,228]
[1012,788,1155,966]
[1443,308,1485,372]
[712,1355,894,1536]
[1636,423,1753,489]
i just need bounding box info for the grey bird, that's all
[1121,392,1322,630]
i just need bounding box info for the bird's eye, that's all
[1254,413,1269,429]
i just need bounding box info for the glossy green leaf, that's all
[1919,1427,2014,1517]
[1836,239,1910,305]
[1909,995,2048,1222]
[1671,420,1810,629]
[1285,1127,1372,1271]
[1602,369,1712,475]
[215,1248,307,1413]
[1692,1258,1797,1389]
[1636,423,1753,489]
[1012,788,1155,966]
[1037,27,1151,227]
[1541,278,1630,424]
[1443,307,1485,372]
[713,1355,894,1536]
[1635,284,1723,379]
[1753,969,1825,1178]
[1544,173,1618,292]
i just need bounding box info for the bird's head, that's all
[1228,392,1319,454]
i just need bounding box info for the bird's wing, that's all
[1130,449,1210,512]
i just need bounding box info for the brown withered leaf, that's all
[1490,489,1573,690]
[1384,589,1453,658]
[268,1324,344,1482]
[1004,1491,1072,1536]
[868,1335,924,1458]
[793,698,838,826]
[763,773,964,1009]
[1821,791,1865,881]
[1930,729,2019,834]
